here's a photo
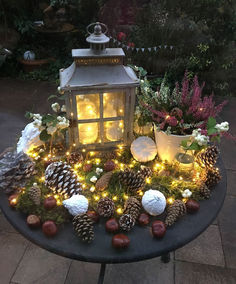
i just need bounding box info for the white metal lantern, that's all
[59,22,139,150]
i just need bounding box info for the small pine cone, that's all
[139,166,152,178]
[196,146,219,169]
[199,183,211,199]
[68,151,83,165]
[119,214,135,231]
[205,168,221,188]
[28,184,41,205]
[97,197,115,217]
[118,169,145,192]
[165,200,186,227]
[95,172,113,191]
[124,197,141,221]
[73,213,94,243]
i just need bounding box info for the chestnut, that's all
[138,213,150,226]
[112,234,130,249]
[106,218,119,233]
[152,220,166,239]
[186,199,200,214]
[42,220,58,237]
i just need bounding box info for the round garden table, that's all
[0,159,227,284]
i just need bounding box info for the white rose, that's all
[51,102,60,113]
[182,189,192,198]
[215,121,229,132]
[90,176,97,183]
[33,114,42,120]
[96,168,103,175]
[61,105,66,112]
[47,126,57,135]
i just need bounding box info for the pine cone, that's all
[28,184,41,205]
[119,214,135,231]
[205,168,221,188]
[199,183,211,199]
[139,166,152,178]
[68,151,83,165]
[0,150,35,194]
[165,200,186,227]
[95,172,113,191]
[97,197,115,217]
[124,197,141,221]
[118,169,145,192]
[45,162,82,198]
[73,213,94,243]
[196,146,219,169]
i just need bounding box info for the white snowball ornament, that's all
[142,189,166,216]
[63,195,88,216]
[17,122,44,154]
[131,136,157,162]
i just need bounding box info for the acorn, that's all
[42,220,58,237]
[106,218,119,233]
[186,199,200,214]
[152,220,166,239]
[44,196,57,210]
[104,160,116,172]
[112,234,130,249]
[138,213,150,226]
[27,215,41,229]
[83,163,92,172]
[87,210,99,223]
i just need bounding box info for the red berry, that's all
[112,234,130,249]
[106,218,119,233]
[186,199,200,214]
[44,196,57,210]
[42,221,58,237]
[152,220,166,239]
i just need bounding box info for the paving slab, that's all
[220,138,236,171]
[103,254,174,284]
[65,260,100,284]
[226,170,236,196]
[219,195,236,269]
[12,243,71,284]
[175,225,225,267]
[175,261,236,284]
[0,231,29,284]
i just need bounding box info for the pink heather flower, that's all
[167,116,178,126]
[117,32,126,41]
[170,107,183,119]
[181,70,190,106]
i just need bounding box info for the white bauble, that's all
[23,50,35,60]
[63,195,88,216]
[17,122,44,154]
[131,136,157,162]
[142,189,166,216]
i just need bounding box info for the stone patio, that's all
[0,78,235,284]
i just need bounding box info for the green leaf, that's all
[188,141,201,151]
[207,117,217,129]
[57,94,66,101]
[47,94,58,101]
[207,127,218,135]
[211,135,221,143]
[42,114,55,124]
[25,111,32,119]
[181,139,189,148]
[39,129,51,142]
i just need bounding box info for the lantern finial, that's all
[86,22,110,52]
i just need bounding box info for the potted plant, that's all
[134,67,228,163]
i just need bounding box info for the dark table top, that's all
[0,159,226,264]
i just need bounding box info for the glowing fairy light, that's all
[167,197,175,204]
[116,208,123,214]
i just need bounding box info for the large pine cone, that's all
[196,146,219,168]
[165,200,186,227]
[97,197,115,217]
[28,184,41,205]
[124,197,141,221]
[73,213,94,243]
[119,214,135,231]
[0,150,35,194]
[139,166,152,178]
[205,168,221,188]
[118,169,145,192]
[199,183,211,199]
[95,172,113,191]
[45,161,82,198]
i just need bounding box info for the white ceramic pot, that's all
[154,125,192,163]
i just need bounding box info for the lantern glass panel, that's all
[78,122,99,144]
[76,94,100,120]
[104,120,124,142]
[103,92,125,118]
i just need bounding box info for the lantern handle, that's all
[86,22,108,36]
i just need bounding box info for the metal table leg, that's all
[98,263,106,284]
[161,252,170,263]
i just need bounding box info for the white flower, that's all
[195,134,209,146]
[33,182,38,187]
[96,168,103,175]
[57,116,69,129]
[192,129,201,138]
[33,119,42,129]
[32,113,42,120]
[140,79,144,84]
[182,189,192,198]
[51,102,60,113]
[134,65,139,71]
[47,126,57,135]
[61,105,66,112]
[90,176,97,183]
[215,121,229,132]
